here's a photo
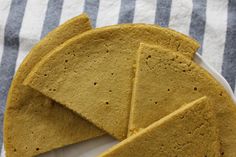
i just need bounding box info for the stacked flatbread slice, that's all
[4,14,236,157]
[129,43,236,156]
[4,14,104,157]
[99,97,221,157]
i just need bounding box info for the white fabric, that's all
[15,0,49,71]
[0,0,12,65]
[169,0,193,35]
[202,0,228,73]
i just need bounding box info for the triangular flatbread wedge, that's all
[99,97,220,157]
[4,14,104,157]
[129,43,236,156]
[23,24,199,140]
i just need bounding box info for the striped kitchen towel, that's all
[0,0,235,156]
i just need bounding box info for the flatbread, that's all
[99,97,220,157]
[129,43,236,156]
[4,14,104,157]
[23,24,199,140]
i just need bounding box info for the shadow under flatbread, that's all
[39,135,118,157]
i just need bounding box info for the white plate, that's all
[34,53,235,157]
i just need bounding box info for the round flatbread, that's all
[4,14,104,157]
[24,24,199,140]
